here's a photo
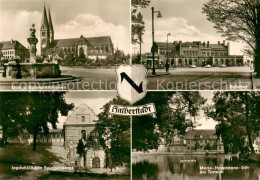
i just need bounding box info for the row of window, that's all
[2,50,15,55]
[22,133,63,139]
[187,139,217,144]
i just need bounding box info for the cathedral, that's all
[40,4,114,60]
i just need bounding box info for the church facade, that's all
[40,5,114,60]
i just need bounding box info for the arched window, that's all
[92,157,100,168]
[81,116,85,122]
[79,47,84,55]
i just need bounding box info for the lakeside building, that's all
[149,129,225,153]
[0,40,29,61]
[40,5,114,60]
[143,40,243,68]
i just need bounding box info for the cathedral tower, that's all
[48,6,54,45]
[40,3,50,55]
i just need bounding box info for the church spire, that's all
[48,6,54,43]
[41,2,49,34]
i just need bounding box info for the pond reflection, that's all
[132,154,260,180]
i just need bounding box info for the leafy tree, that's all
[0,92,74,151]
[0,93,26,147]
[205,91,260,155]
[94,97,130,167]
[133,92,206,151]
[132,0,150,61]
[202,0,260,76]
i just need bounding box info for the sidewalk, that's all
[147,71,171,77]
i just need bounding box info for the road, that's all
[61,66,252,90]
[0,66,253,90]
[147,67,252,90]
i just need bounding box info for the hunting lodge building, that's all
[145,40,244,67]
[40,5,114,60]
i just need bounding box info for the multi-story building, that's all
[40,5,114,60]
[184,129,224,152]
[160,129,224,153]
[144,40,243,68]
[0,40,29,61]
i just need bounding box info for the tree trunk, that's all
[139,37,142,64]
[255,4,260,77]
[33,133,37,151]
[255,40,260,77]
[2,126,7,147]
[245,92,255,154]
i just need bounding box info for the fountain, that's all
[3,23,61,79]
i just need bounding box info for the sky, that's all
[56,91,117,129]
[133,0,246,55]
[0,0,130,54]
[55,91,217,130]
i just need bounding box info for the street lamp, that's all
[152,7,162,75]
[167,33,171,60]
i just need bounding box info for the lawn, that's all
[0,145,61,179]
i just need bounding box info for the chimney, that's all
[223,40,226,46]
[218,41,220,45]
[207,41,209,47]
[11,39,14,43]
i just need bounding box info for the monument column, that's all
[27,23,38,63]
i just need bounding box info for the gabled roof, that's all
[64,103,98,126]
[184,129,217,140]
[86,36,112,46]
[54,38,80,47]
[53,36,113,48]
[0,40,27,50]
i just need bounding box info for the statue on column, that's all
[27,23,38,63]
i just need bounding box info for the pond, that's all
[132,154,260,180]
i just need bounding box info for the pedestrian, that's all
[165,59,170,73]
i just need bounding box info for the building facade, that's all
[156,129,224,153]
[0,40,29,61]
[40,5,114,60]
[20,129,64,146]
[144,40,243,68]
[64,104,105,169]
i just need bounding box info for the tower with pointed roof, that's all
[40,3,50,56]
[48,6,54,44]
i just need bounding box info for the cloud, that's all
[55,13,130,53]
[0,10,42,50]
[0,10,129,54]
[135,16,244,55]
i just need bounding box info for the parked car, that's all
[205,64,212,68]
[219,64,226,68]
[189,65,196,68]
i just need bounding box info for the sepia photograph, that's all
[0,92,130,179]
[0,0,130,90]
[132,91,260,180]
[132,0,260,90]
